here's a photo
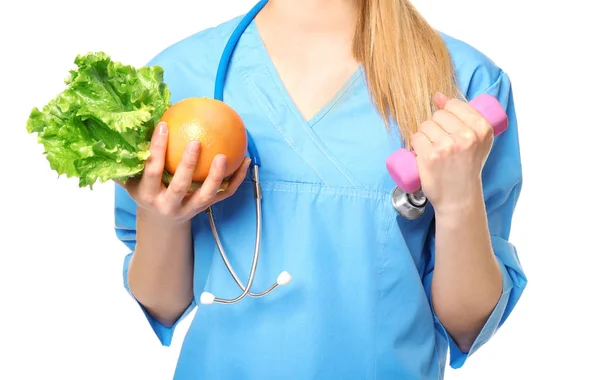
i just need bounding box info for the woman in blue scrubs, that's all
[114,0,526,378]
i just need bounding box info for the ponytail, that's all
[354,0,462,146]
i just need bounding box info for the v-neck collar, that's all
[245,19,363,129]
[231,19,365,188]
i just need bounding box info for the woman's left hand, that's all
[410,92,494,215]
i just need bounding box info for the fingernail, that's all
[187,140,200,154]
[157,122,168,135]
[213,154,226,170]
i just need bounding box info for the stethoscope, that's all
[199,0,291,306]
[199,0,509,305]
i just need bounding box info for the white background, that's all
[1,0,598,379]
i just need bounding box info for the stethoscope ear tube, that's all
[200,166,292,305]
[387,94,509,219]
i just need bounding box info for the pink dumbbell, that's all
[386,93,508,219]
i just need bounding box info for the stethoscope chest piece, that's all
[391,186,427,220]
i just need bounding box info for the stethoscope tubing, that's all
[205,167,279,304]
[200,0,291,305]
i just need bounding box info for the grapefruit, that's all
[159,97,248,189]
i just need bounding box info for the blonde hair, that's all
[354,0,462,145]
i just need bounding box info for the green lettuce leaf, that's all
[26,52,171,188]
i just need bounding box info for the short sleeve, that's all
[114,183,196,347]
[422,69,528,369]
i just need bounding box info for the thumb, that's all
[433,91,449,109]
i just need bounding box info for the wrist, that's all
[137,206,192,230]
[433,182,485,221]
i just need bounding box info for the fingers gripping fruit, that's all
[159,98,248,190]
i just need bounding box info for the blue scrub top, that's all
[114,15,526,380]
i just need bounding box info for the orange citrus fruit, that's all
[159,97,248,184]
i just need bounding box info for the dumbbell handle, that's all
[385,94,508,194]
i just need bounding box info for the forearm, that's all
[430,184,503,352]
[127,207,194,327]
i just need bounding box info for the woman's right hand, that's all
[118,121,251,224]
